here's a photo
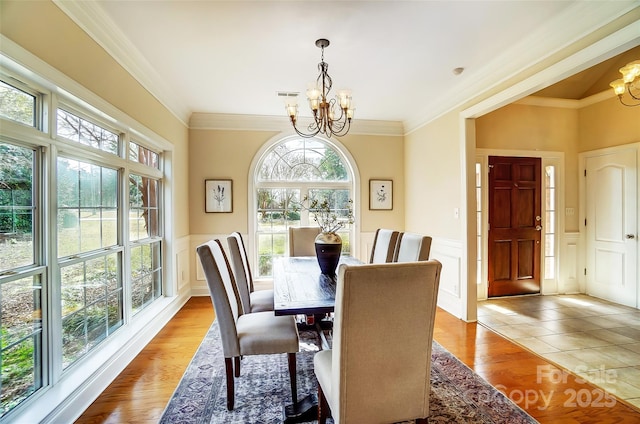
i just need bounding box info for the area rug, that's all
[159,322,537,423]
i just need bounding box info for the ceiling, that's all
[57,1,639,130]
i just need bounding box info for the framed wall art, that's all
[369,179,393,210]
[205,179,233,213]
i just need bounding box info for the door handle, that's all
[535,225,542,231]
[626,234,635,239]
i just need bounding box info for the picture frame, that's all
[369,179,393,210]
[205,179,233,213]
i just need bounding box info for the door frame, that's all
[476,149,565,300]
[579,143,640,308]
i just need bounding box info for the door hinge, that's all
[585,219,587,226]
[584,169,587,177]
[584,268,587,276]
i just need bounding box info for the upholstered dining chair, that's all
[393,232,432,262]
[314,260,441,424]
[369,228,400,263]
[227,232,273,313]
[289,226,321,256]
[196,239,299,410]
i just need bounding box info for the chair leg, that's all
[415,418,428,423]
[234,356,241,377]
[224,358,234,410]
[318,384,329,424]
[287,352,297,404]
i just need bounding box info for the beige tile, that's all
[537,332,612,350]
[585,328,639,345]
[625,397,640,410]
[512,336,560,354]
[598,378,640,400]
[608,366,640,389]
[538,318,601,333]
[493,323,555,339]
[608,326,640,342]
[590,346,640,366]
[622,343,640,354]
[543,351,589,371]
[562,348,628,370]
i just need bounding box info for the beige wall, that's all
[476,103,580,231]
[1,0,190,237]
[188,129,405,235]
[404,111,462,240]
[579,97,640,151]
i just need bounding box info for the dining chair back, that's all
[369,228,400,263]
[227,232,273,313]
[393,232,432,262]
[196,239,299,410]
[313,260,442,423]
[289,226,321,256]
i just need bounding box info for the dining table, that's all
[273,255,363,318]
[272,255,362,424]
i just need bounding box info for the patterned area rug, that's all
[159,322,537,423]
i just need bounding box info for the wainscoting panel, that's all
[191,234,229,296]
[430,238,464,319]
[560,232,580,294]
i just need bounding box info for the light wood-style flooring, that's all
[76,296,640,423]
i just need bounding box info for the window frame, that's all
[250,135,360,280]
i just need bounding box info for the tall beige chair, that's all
[393,232,432,262]
[196,239,299,410]
[369,228,400,263]
[288,226,321,256]
[227,232,273,313]
[314,260,441,424]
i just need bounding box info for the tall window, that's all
[255,138,353,277]
[0,141,42,415]
[57,158,122,368]
[0,69,165,418]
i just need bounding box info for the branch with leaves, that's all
[293,195,354,233]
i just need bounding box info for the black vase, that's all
[314,232,342,275]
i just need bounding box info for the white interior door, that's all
[585,149,637,307]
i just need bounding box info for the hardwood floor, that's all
[76,296,640,423]
[76,297,214,424]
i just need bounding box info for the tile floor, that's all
[477,294,640,410]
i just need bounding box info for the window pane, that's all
[0,81,35,126]
[57,159,118,257]
[258,139,349,182]
[131,242,162,315]
[1,275,43,415]
[57,109,119,155]
[130,142,159,169]
[60,253,122,369]
[129,174,160,240]
[0,142,34,271]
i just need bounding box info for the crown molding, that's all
[189,113,404,136]
[52,0,191,127]
[515,90,616,109]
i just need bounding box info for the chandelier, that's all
[609,60,640,107]
[284,39,354,138]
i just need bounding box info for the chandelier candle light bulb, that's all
[609,59,640,106]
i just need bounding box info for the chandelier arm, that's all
[628,84,640,101]
[618,96,640,107]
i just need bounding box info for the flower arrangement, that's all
[294,195,354,234]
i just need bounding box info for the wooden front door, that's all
[488,156,541,297]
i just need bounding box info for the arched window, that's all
[253,137,356,278]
